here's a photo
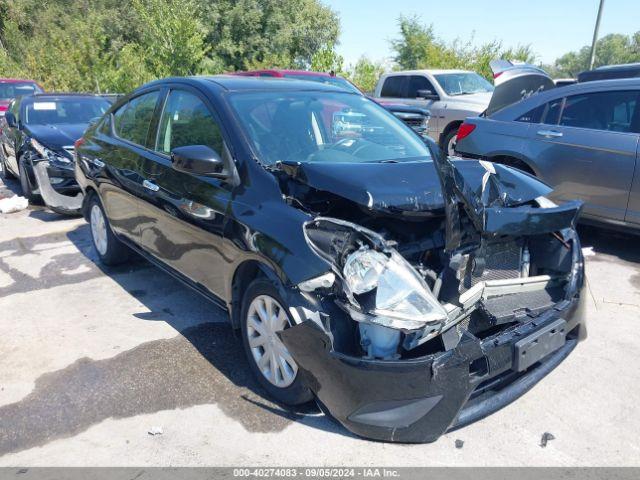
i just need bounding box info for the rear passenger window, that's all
[155,90,224,155]
[517,104,544,123]
[560,91,639,133]
[381,76,406,98]
[113,91,160,147]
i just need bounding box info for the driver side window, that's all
[155,90,224,155]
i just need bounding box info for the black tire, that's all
[87,194,131,266]
[18,155,42,203]
[240,278,313,405]
[441,128,458,157]
[49,205,82,216]
[0,151,16,180]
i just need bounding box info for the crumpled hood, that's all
[278,158,551,217]
[25,123,87,152]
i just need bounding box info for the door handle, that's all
[143,179,159,192]
[537,129,563,138]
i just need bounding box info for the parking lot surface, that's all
[1,176,639,466]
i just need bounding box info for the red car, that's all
[0,78,44,116]
[231,69,363,94]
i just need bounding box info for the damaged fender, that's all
[33,161,83,213]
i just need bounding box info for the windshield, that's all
[229,91,431,165]
[434,73,494,96]
[24,97,111,125]
[282,74,362,95]
[0,82,41,100]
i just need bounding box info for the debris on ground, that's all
[455,439,464,449]
[0,195,28,214]
[540,432,555,447]
[581,247,596,257]
[148,426,164,436]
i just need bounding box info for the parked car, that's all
[0,78,44,116]
[578,62,640,83]
[455,66,640,231]
[374,69,493,154]
[75,75,585,443]
[0,93,111,214]
[232,69,363,94]
[234,69,431,136]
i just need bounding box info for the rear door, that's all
[622,102,640,224]
[137,86,234,300]
[524,89,639,221]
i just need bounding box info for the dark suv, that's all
[75,76,586,443]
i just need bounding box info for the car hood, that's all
[277,158,552,217]
[448,91,492,107]
[486,60,556,116]
[25,123,87,151]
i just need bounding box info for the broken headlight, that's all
[343,248,446,330]
[31,139,73,169]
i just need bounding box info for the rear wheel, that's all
[88,195,130,265]
[18,155,41,203]
[442,129,458,157]
[241,278,312,405]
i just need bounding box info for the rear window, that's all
[0,82,41,100]
[380,76,406,98]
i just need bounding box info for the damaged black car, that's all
[74,76,586,443]
[0,93,112,214]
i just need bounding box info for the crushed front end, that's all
[276,150,586,443]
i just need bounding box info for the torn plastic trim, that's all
[33,161,83,212]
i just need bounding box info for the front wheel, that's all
[240,278,313,405]
[88,195,130,265]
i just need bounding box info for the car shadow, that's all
[0,222,357,457]
[577,225,640,264]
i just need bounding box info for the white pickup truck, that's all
[374,69,493,154]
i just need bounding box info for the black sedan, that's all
[0,93,111,213]
[74,76,586,443]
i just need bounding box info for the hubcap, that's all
[246,295,298,388]
[447,134,458,156]
[90,204,108,256]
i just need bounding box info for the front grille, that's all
[458,240,523,293]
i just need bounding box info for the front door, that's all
[525,90,640,222]
[137,87,234,300]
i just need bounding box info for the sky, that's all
[321,0,639,67]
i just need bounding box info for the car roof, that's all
[592,62,640,71]
[23,93,110,101]
[491,77,640,119]
[0,78,40,84]
[233,69,335,78]
[384,69,472,76]
[139,75,349,94]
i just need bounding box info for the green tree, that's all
[549,32,640,77]
[347,56,385,94]
[310,43,345,75]
[390,15,535,80]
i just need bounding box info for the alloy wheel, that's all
[90,204,109,256]
[246,294,298,388]
[447,134,458,156]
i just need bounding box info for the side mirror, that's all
[171,145,226,177]
[417,89,439,101]
[5,112,17,128]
